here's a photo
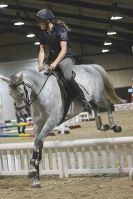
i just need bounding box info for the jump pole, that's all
[128,78,133,103]
[0,122,33,129]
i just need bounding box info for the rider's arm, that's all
[52,41,67,66]
[38,44,45,71]
[51,27,68,67]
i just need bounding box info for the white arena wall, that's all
[80,53,133,88]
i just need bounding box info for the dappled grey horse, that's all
[0,64,125,187]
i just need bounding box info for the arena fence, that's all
[0,137,133,177]
[114,103,133,112]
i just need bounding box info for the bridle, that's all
[13,74,50,113]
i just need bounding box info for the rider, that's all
[36,8,90,111]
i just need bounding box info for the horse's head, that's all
[0,73,32,115]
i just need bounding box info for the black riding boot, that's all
[69,78,91,112]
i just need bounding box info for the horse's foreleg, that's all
[28,120,44,188]
[34,117,58,148]
[30,143,43,188]
[29,117,58,188]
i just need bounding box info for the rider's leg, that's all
[58,58,73,81]
[58,58,91,111]
[21,115,27,133]
[16,114,21,134]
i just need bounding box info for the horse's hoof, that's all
[32,182,41,188]
[28,170,38,178]
[103,124,110,131]
[112,125,122,133]
[98,124,110,131]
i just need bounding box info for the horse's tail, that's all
[92,64,126,104]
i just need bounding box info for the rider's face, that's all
[37,19,48,30]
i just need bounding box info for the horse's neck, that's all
[23,70,46,84]
[23,70,50,94]
[23,70,59,101]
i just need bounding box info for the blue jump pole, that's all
[0,122,33,129]
[0,133,35,137]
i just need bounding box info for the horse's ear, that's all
[0,75,10,84]
[16,73,23,84]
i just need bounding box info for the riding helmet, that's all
[36,8,54,21]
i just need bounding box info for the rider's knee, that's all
[63,73,72,81]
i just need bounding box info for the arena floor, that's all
[0,111,133,199]
[0,175,133,199]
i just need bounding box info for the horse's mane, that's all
[10,68,47,80]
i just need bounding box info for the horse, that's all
[0,64,125,188]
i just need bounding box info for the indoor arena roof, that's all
[0,0,133,55]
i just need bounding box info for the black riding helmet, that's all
[36,8,54,21]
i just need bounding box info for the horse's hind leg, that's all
[90,101,110,131]
[94,106,110,131]
[106,100,122,133]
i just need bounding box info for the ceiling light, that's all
[27,33,35,38]
[34,41,40,45]
[14,11,24,26]
[107,31,117,35]
[14,21,24,26]
[104,39,112,46]
[0,2,8,8]
[111,16,123,20]
[107,22,117,36]
[104,41,112,46]
[102,49,109,53]
[111,1,123,21]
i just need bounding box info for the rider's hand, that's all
[49,62,57,70]
[38,64,44,72]
[38,68,42,72]
[38,66,43,72]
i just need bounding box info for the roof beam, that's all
[7,0,133,18]
[2,19,133,42]
[4,4,133,32]
[42,0,112,11]
[4,4,109,23]
[0,19,133,44]
[0,30,131,55]
[1,27,131,49]
[39,0,133,18]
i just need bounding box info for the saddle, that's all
[44,68,74,124]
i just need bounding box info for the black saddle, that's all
[44,68,74,124]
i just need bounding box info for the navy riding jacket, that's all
[38,25,72,64]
